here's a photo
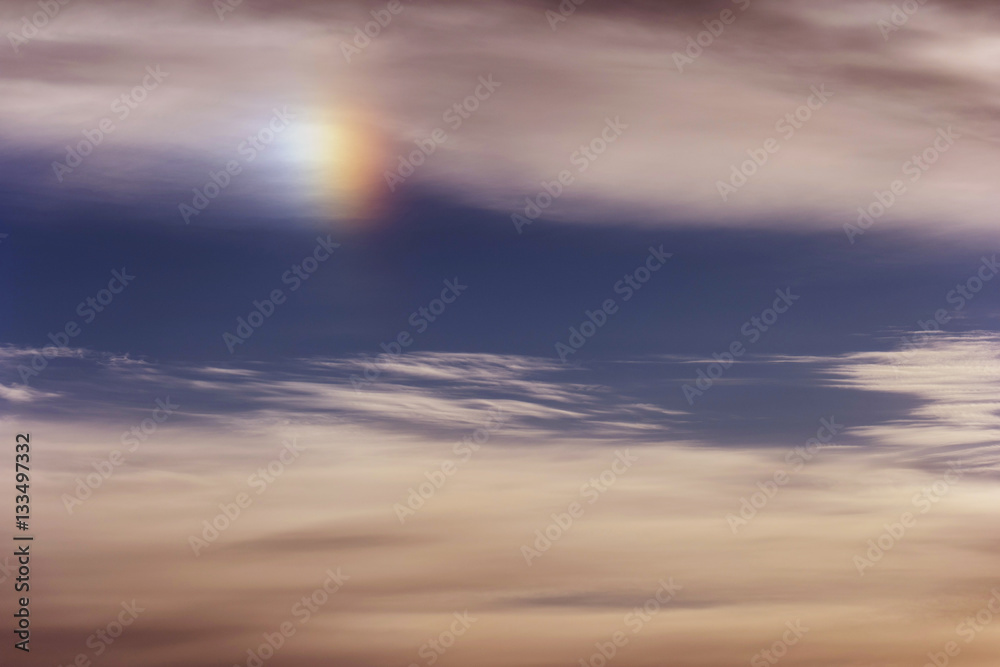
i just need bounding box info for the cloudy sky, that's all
[1,1,999,666]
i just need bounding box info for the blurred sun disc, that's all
[292,109,386,224]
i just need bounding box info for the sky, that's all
[1,1,999,666]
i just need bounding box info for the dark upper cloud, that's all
[1,0,998,231]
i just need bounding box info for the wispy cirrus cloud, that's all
[5,333,999,471]
[827,332,1000,473]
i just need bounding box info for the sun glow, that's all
[291,109,386,224]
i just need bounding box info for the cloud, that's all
[6,333,1000,665]
[827,331,1000,473]
[6,332,999,472]
[0,347,686,442]
[1,0,998,231]
[0,381,56,402]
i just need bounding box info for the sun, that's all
[289,108,387,224]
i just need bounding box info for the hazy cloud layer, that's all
[3,334,999,665]
[2,0,999,230]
